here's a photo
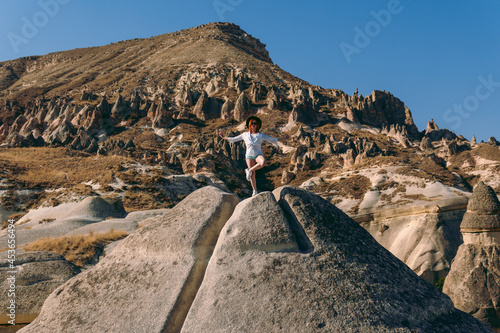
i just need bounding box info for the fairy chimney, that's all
[443,181,500,329]
[460,181,500,241]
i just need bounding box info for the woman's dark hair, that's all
[246,116,262,132]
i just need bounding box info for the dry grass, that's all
[0,147,185,211]
[473,143,500,161]
[23,229,129,267]
[319,175,371,200]
[123,190,177,211]
[0,147,130,189]
[380,183,407,203]
[395,157,456,185]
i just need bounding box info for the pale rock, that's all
[281,169,295,184]
[443,181,500,329]
[181,186,491,332]
[19,186,239,333]
[220,98,233,120]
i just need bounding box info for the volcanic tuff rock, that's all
[20,186,492,332]
[443,182,500,328]
[19,186,239,333]
[0,196,127,248]
[363,203,465,284]
[0,251,80,325]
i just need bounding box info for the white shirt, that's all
[227,132,278,158]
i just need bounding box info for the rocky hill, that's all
[1,22,500,330]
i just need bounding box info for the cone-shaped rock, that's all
[465,181,500,215]
[181,186,491,333]
[233,92,252,122]
[461,181,500,232]
[443,181,500,330]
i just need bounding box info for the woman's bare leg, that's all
[246,158,257,191]
[248,155,266,173]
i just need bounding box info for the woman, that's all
[219,116,279,196]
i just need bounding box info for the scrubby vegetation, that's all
[24,229,129,267]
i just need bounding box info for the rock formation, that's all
[341,90,419,140]
[365,203,465,284]
[20,186,491,332]
[0,252,80,325]
[443,181,500,329]
[19,186,239,333]
[489,136,499,147]
[424,119,457,142]
[193,91,221,121]
[233,92,252,122]
[420,136,432,150]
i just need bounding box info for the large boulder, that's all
[182,187,491,332]
[0,251,80,324]
[19,186,239,333]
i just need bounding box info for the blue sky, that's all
[1,0,499,142]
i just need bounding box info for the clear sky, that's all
[1,0,499,142]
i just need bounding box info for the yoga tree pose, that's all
[219,116,279,196]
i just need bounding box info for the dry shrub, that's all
[474,144,500,161]
[24,229,128,267]
[40,218,56,224]
[376,180,399,191]
[328,175,371,200]
[402,194,427,201]
[380,183,407,203]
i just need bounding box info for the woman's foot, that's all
[252,190,258,196]
[245,168,252,181]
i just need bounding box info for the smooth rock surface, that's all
[19,186,239,333]
[0,196,127,247]
[364,210,464,284]
[181,186,491,332]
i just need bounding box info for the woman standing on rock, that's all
[219,116,279,196]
